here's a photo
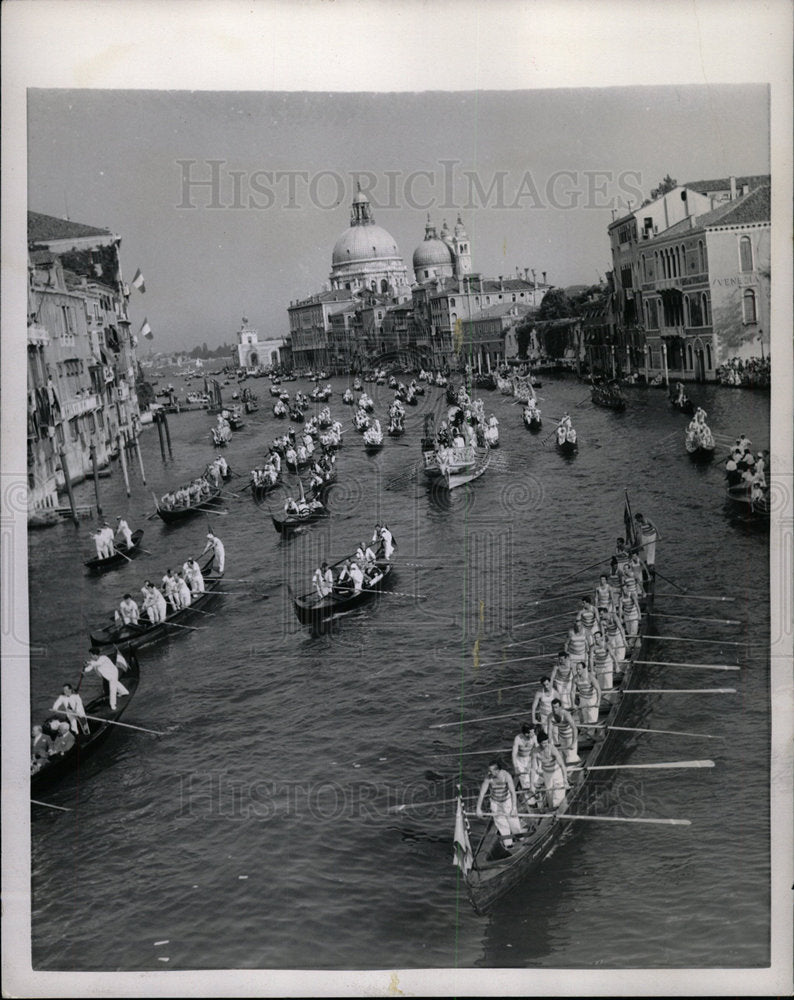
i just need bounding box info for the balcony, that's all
[27,324,50,347]
[62,393,100,419]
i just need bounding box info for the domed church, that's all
[412,214,472,284]
[329,187,410,296]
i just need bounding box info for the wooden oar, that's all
[457,677,548,699]
[31,800,72,812]
[570,759,715,772]
[184,607,215,616]
[652,612,741,625]
[466,811,691,826]
[112,549,133,563]
[504,630,568,647]
[81,714,164,736]
[357,587,426,599]
[388,796,476,814]
[429,748,510,757]
[162,621,205,631]
[654,593,735,603]
[619,687,736,694]
[635,659,740,671]
[431,710,528,729]
[647,634,749,647]
[651,568,688,593]
[544,556,613,588]
[597,724,721,739]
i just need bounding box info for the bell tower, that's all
[452,215,472,277]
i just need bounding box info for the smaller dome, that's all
[352,189,368,204]
[413,238,454,270]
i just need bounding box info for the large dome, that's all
[413,237,453,270]
[332,224,402,266]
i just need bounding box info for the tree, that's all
[650,174,677,200]
[515,314,535,358]
[537,288,574,320]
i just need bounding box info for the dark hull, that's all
[524,415,542,432]
[155,471,231,524]
[557,438,578,454]
[272,510,329,534]
[32,651,141,791]
[84,530,144,573]
[89,556,220,652]
[591,392,626,411]
[670,397,695,416]
[726,483,771,516]
[365,442,384,453]
[291,562,393,625]
[464,530,654,913]
[686,444,715,462]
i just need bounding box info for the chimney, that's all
[499,275,504,290]
[524,268,529,281]
[531,268,536,287]
[741,184,749,196]
[729,176,737,200]
[542,271,547,285]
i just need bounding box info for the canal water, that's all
[27,373,772,971]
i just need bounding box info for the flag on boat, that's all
[131,268,146,293]
[453,796,474,875]
[624,491,637,550]
[115,648,130,672]
[140,317,153,340]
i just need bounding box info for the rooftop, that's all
[28,210,113,244]
[683,174,770,195]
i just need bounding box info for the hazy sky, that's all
[27,85,769,352]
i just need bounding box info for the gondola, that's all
[84,529,145,573]
[289,557,394,626]
[591,380,627,411]
[460,493,656,913]
[31,649,141,792]
[436,444,490,490]
[726,482,771,517]
[364,440,384,454]
[289,407,305,423]
[154,473,230,525]
[88,553,221,653]
[523,409,542,432]
[670,395,695,416]
[556,426,578,455]
[271,504,330,535]
[685,436,715,462]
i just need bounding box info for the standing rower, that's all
[537,733,569,810]
[115,516,134,549]
[203,530,225,574]
[84,653,130,711]
[475,760,524,851]
[550,650,575,710]
[573,659,602,737]
[51,683,89,735]
[511,723,539,808]
[531,675,555,735]
[549,697,579,763]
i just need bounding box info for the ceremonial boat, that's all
[31,649,141,792]
[88,554,221,653]
[556,426,578,454]
[685,432,715,462]
[523,408,542,432]
[459,494,657,913]
[84,529,145,573]
[436,444,490,490]
[289,557,394,627]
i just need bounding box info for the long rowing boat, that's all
[155,468,231,524]
[88,553,221,652]
[32,649,140,791]
[459,493,656,913]
[290,556,394,627]
[83,529,144,573]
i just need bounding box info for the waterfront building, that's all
[233,316,282,371]
[608,175,770,382]
[27,212,142,511]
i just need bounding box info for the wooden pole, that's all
[155,412,167,461]
[58,448,79,526]
[117,433,131,496]
[162,411,174,458]
[134,434,147,484]
[89,442,102,517]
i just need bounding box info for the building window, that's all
[449,298,455,307]
[742,288,757,324]
[698,240,707,273]
[739,235,753,272]
[687,344,693,369]
[702,292,711,326]
[705,343,712,369]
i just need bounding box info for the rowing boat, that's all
[32,649,141,791]
[434,444,491,489]
[591,380,627,411]
[460,492,655,913]
[523,408,542,432]
[271,504,329,535]
[726,482,771,517]
[290,557,394,626]
[88,553,221,652]
[155,469,231,524]
[84,529,145,573]
[556,426,578,454]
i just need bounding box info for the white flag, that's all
[131,269,146,293]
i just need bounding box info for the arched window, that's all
[698,240,706,273]
[742,288,757,323]
[705,343,712,369]
[702,292,711,326]
[449,298,456,307]
[371,281,377,292]
[380,279,388,293]
[739,235,753,272]
[687,343,693,369]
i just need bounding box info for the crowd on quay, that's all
[724,434,769,498]
[473,513,658,851]
[716,355,770,388]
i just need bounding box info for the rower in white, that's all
[203,531,225,574]
[118,593,140,625]
[115,516,134,549]
[84,653,130,711]
[183,557,205,593]
[51,683,89,735]
[313,561,334,599]
[476,760,524,850]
